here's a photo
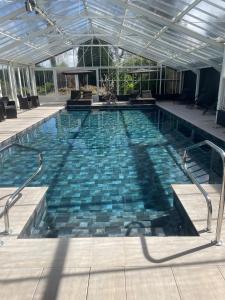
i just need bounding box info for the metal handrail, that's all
[0,143,43,234]
[183,140,225,245]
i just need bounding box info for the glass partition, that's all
[0,64,12,98]
[35,70,54,96]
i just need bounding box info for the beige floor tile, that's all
[87,267,126,300]
[125,267,180,300]
[33,267,89,300]
[0,268,42,300]
[91,237,125,266]
[173,265,225,300]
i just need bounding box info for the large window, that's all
[36,41,183,97]
[57,73,73,96]
[35,70,54,96]
[14,67,33,96]
[0,64,12,98]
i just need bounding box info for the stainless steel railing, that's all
[183,140,225,245]
[0,143,43,234]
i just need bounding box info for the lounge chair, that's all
[196,90,217,114]
[175,88,195,105]
[17,94,32,109]
[0,97,17,118]
[66,90,92,108]
[129,90,140,101]
[130,90,156,104]
[71,90,81,100]
[83,91,92,99]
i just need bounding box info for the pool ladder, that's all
[183,140,225,245]
[0,143,43,235]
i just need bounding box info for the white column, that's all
[217,45,225,111]
[195,69,200,102]
[96,68,99,101]
[179,71,183,94]
[30,67,37,95]
[17,67,23,96]
[8,64,19,106]
[53,69,59,99]
[25,67,31,94]
[75,75,79,91]
[116,68,119,95]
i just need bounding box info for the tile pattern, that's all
[0,109,192,237]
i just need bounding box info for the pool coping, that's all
[0,107,64,149]
[0,187,48,241]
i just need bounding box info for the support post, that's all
[159,65,162,95]
[17,67,23,96]
[8,64,18,106]
[53,69,58,99]
[116,68,119,96]
[30,67,37,95]
[216,44,225,125]
[195,69,200,102]
[75,75,79,91]
[179,71,182,94]
[217,45,225,112]
[96,68,99,101]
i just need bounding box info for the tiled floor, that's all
[157,101,225,142]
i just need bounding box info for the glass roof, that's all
[0,0,224,71]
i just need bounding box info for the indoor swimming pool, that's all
[0,108,198,237]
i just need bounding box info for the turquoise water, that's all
[0,109,191,237]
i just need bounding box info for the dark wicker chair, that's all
[129,90,140,101]
[17,94,32,109]
[27,93,40,107]
[196,90,217,114]
[0,104,4,121]
[71,90,81,100]
[176,88,195,105]
[0,97,17,119]
[67,91,92,108]
[83,91,92,99]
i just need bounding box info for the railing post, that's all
[4,206,10,235]
[0,143,43,235]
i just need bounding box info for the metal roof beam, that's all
[126,1,223,50]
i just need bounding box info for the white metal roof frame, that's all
[0,0,224,70]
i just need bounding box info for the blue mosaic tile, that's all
[0,109,194,237]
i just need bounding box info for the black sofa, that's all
[67,90,93,107]
[27,93,40,107]
[0,104,4,121]
[17,94,32,109]
[71,90,81,100]
[0,97,17,119]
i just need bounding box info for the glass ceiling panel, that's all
[179,0,225,39]
[0,0,223,70]
[0,2,23,17]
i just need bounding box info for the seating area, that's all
[129,90,156,104]
[0,94,40,122]
[67,90,93,108]
[0,97,17,120]
[17,94,40,110]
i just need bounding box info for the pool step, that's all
[172,184,224,242]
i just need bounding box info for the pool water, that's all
[0,109,191,237]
